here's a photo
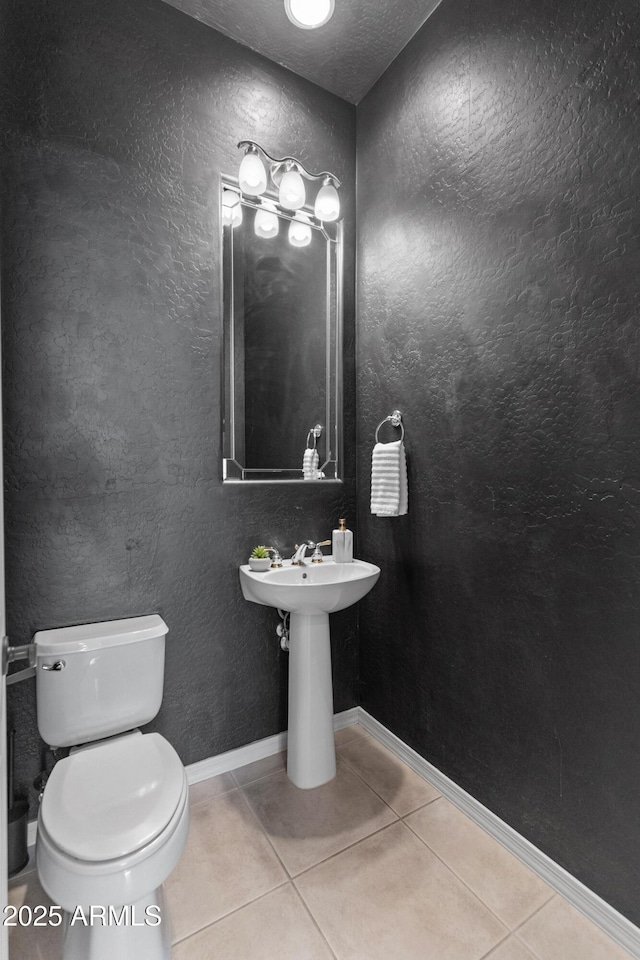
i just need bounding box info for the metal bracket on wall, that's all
[374,410,405,443]
[2,636,36,685]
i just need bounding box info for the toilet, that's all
[34,615,189,960]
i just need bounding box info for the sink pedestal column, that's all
[287,612,336,789]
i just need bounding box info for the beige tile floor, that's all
[8,723,635,959]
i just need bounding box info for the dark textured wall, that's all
[0,0,356,811]
[357,0,640,925]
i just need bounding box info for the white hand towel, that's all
[370,439,408,516]
[303,447,320,480]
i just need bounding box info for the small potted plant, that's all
[248,545,272,571]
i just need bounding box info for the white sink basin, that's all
[239,557,380,614]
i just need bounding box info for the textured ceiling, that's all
[161,0,443,103]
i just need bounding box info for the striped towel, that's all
[303,447,320,480]
[370,440,408,516]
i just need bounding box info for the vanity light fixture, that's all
[254,201,279,239]
[238,145,268,195]
[288,213,312,247]
[222,189,242,228]
[278,164,306,210]
[236,140,341,222]
[284,0,335,29]
[314,177,340,221]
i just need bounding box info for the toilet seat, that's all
[40,732,186,862]
[37,781,189,914]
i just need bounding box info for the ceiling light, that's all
[284,0,335,29]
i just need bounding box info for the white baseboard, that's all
[186,707,360,784]
[23,704,640,959]
[357,709,640,959]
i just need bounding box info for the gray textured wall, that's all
[357,0,640,925]
[3,0,640,929]
[0,0,356,811]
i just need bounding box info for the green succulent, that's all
[250,545,270,559]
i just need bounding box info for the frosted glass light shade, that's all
[239,152,268,195]
[254,204,279,239]
[222,190,242,228]
[314,182,340,221]
[285,0,335,29]
[279,169,306,210]
[289,216,312,247]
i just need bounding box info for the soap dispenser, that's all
[332,518,353,563]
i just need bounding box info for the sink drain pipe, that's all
[276,609,290,652]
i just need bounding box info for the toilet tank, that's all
[35,615,168,748]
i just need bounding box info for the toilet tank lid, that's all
[34,615,168,656]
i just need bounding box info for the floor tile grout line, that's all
[398,817,514,932]
[476,898,576,960]
[288,819,528,960]
[401,810,548,936]
[478,928,521,960]
[229,754,288,791]
[334,749,409,815]
[398,795,441,818]
[188,785,239,809]
[170,879,292,947]
[188,782,294,907]
[289,817,402,882]
[232,784,296,882]
[509,931,547,960]
[336,745,440,819]
[477,929,522,960]
[510,890,557,937]
[335,731,373,749]
[336,740,552,935]
[218,738,440,864]
[237,760,401,880]
[290,877,341,960]
[508,893,564,960]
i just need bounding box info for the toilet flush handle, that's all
[41,660,66,672]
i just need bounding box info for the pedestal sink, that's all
[239,558,380,789]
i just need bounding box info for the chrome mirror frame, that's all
[220,176,343,483]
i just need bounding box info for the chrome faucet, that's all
[291,539,331,565]
[291,541,315,565]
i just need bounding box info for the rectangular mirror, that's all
[221,178,342,482]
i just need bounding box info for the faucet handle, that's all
[311,540,331,563]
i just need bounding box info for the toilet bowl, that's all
[34,616,189,960]
[36,737,189,959]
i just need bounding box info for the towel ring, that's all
[306,423,323,449]
[375,410,404,443]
